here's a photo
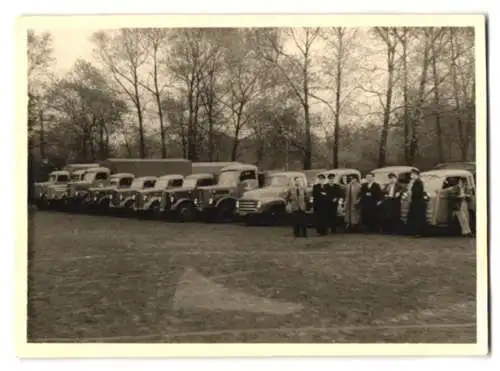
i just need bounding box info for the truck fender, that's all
[215,196,237,209]
[122,197,135,208]
[144,196,161,210]
[260,199,287,213]
[172,198,194,211]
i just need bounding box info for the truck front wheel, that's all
[177,202,197,222]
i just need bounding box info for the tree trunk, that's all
[401,31,410,164]
[303,67,312,170]
[449,30,469,162]
[408,31,431,164]
[132,71,146,158]
[378,43,395,168]
[431,43,445,163]
[38,109,45,159]
[333,52,342,168]
[152,48,167,158]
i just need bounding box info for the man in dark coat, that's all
[312,173,329,235]
[407,169,427,237]
[326,173,343,233]
[360,172,383,232]
[381,172,405,234]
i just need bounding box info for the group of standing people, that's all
[286,168,472,239]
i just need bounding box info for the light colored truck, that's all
[369,166,419,188]
[100,158,192,177]
[159,162,242,222]
[133,174,185,217]
[109,176,158,215]
[33,170,71,210]
[195,163,260,222]
[236,171,308,225]
[400,168,476,233]
[78,158,192,214]
[86,173,135,213]
[64,166,112,211]
[159,173,217,222]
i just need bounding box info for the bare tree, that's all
[321,27,358,168]
[372,27,398,167]
[449,28,475,161]
[256,27,321,170]
[27,30,54,160]
[92,29,150,158]
[142,29,170,158]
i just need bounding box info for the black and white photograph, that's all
[20,14,487,356]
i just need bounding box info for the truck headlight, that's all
[170,196,175,203]
[309,196,314,203]
[208,197,214,205]
[256,201,261,209]
[120,194,124,200]
[193,198,198,205]
[236,200,240,208]
[143,195,148,201]
[75,191,80,196]
[132,194,136,200]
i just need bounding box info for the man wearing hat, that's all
[407,169,427,237]
[312,173,329,235]
[360,171,383,232]
[326,173,343,233]
[381,172,405,234]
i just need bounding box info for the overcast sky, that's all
[47,28,95,73]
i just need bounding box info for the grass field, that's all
[27,211,477,343]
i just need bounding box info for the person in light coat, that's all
[344,176,362,232]
[286,176,308,238]
[448,178,473,237]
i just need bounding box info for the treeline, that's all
[28,26,475,177]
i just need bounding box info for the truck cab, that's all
[236,171,308,225]
[65,167,111,211]
[161,173,218,222]
[86,173,135,212]
[33,170,71,209]
[195,164,260,222]
[368,166,419,189]
[400,169,476,232]
[133,174,185,216]
[109,176,157,214]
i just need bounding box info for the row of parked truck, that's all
[32,158,476,231]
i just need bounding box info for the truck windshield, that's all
[155,178,172,189]
[268,175,290,187]
[130,179,145,188]
[419,174,445,193]
[57,175,69,182]
[182,177,198,188]
[217,171,240,186]
[371,171,392,184]
[83,172,96,182]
